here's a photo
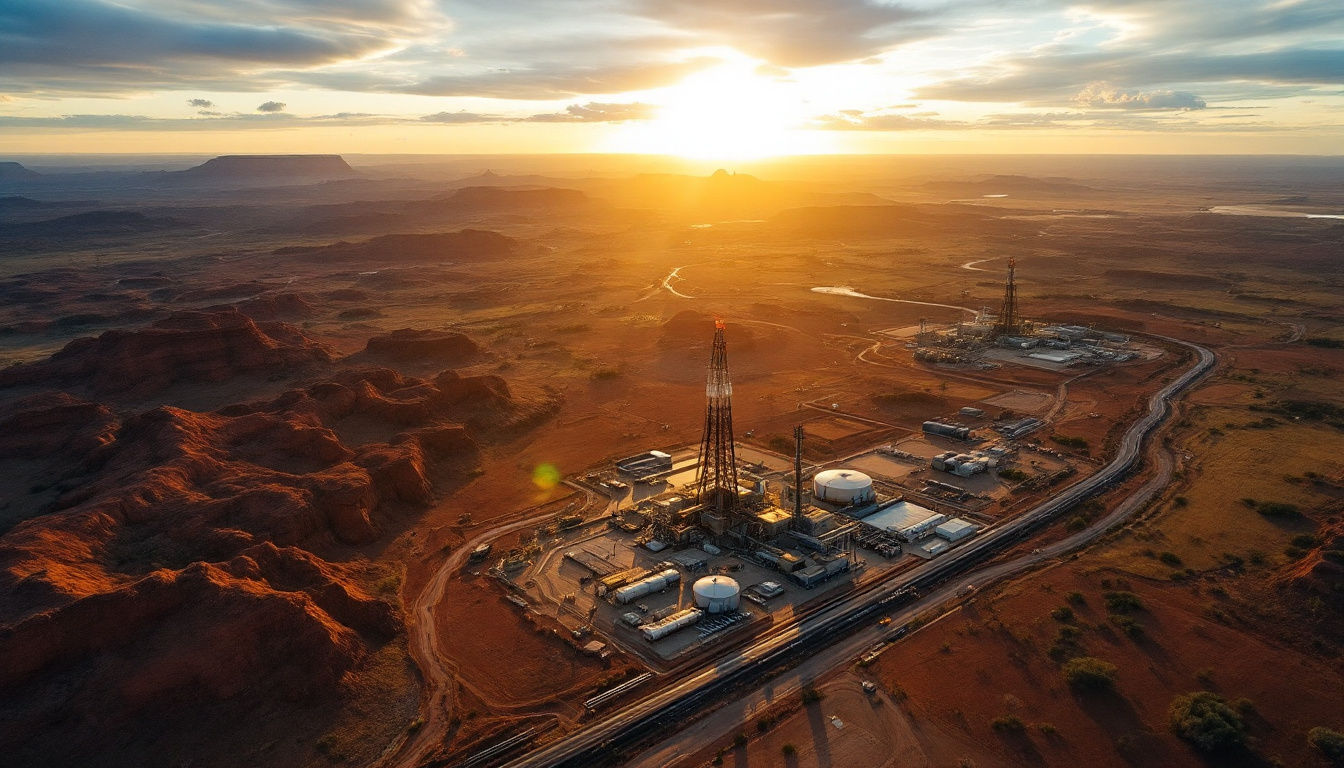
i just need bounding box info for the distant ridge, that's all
[176,155,358,181]
[0,210,178,238]
[0,162,43,180]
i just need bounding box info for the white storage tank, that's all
[692,575,741,614]
[812,469,875,505]
[615,568,680,604]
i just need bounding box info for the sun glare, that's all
[611,65,833,159]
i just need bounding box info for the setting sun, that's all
[611,64,834,159]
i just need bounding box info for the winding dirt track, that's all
[378,484,599,768]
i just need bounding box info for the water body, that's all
[1209,205,1344,220]
[961,258,999,272]
[663,266,694,298]
[812,286,975,315]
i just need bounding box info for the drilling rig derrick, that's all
[695,320,739,516]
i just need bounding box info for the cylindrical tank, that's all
[812,469,875,505]
[692,575,741,614]
[615,569,680,604]
[640,608,703,641]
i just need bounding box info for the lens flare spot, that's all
[532,463,561,490]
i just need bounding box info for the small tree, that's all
[1169,692,1245,753]
[1063,657,1118,692]
[1309,727,1344,764]
[1103,591,1144,613]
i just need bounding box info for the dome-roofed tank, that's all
[813,468,875,505]
[692,575,741,614]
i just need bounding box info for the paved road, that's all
[495,338,1215,768]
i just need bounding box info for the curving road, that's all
[496,337,1215,768]
[379,484,603,768]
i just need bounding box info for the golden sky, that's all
[1,1,1342,157]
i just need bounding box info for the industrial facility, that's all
[495,319,1017,662]
[909,258,1140,368]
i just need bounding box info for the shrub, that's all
[1256,501,1301,518]
[1051,434,1089,449]
[1308,727,1344,763]
[1110,614,1144,639]
[1051,606,1074,622]
[733,732,748,748]
[998,468,1028,482]
[1307,337,1344,349]
[991,715,1026,732]
[1159,551,1184,566]
[1066,591,1087,605]
[375,572,402,594]
[1292,533,1323,548]
[1065,515,1088,532]
[1169,692,1245,753]
[315,734,346,760]
[1103,591,1144,613]
[1038,722,1058,735]
[591,367,622,380]
[1056,625,1082,642]
[801,686,825,705]
[781,743,797,756]
[1173,496,1189,507]
[1285,546,1307,560]
[1063,657,1118,692]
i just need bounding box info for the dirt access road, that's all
[376,483,609,768]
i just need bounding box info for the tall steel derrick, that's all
[695,320,739,514]
[993,256,1020,337]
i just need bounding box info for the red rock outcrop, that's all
[364,328,483,364]
[0,326,553,763]
[0,392,118,459]
[227,291,319,321]
[0,308,332,397]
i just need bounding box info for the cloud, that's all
[524,101,657,122]
[0,0,432,94]
[385,58,720,99]
[256,100,287,112]
[814,112,970,131]
[634,0,943,67]
[187,98,214,108]
[419,110,504,123]
[1074,83,1205,110]
[918,47,1344,106]
[0,111,404,130]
